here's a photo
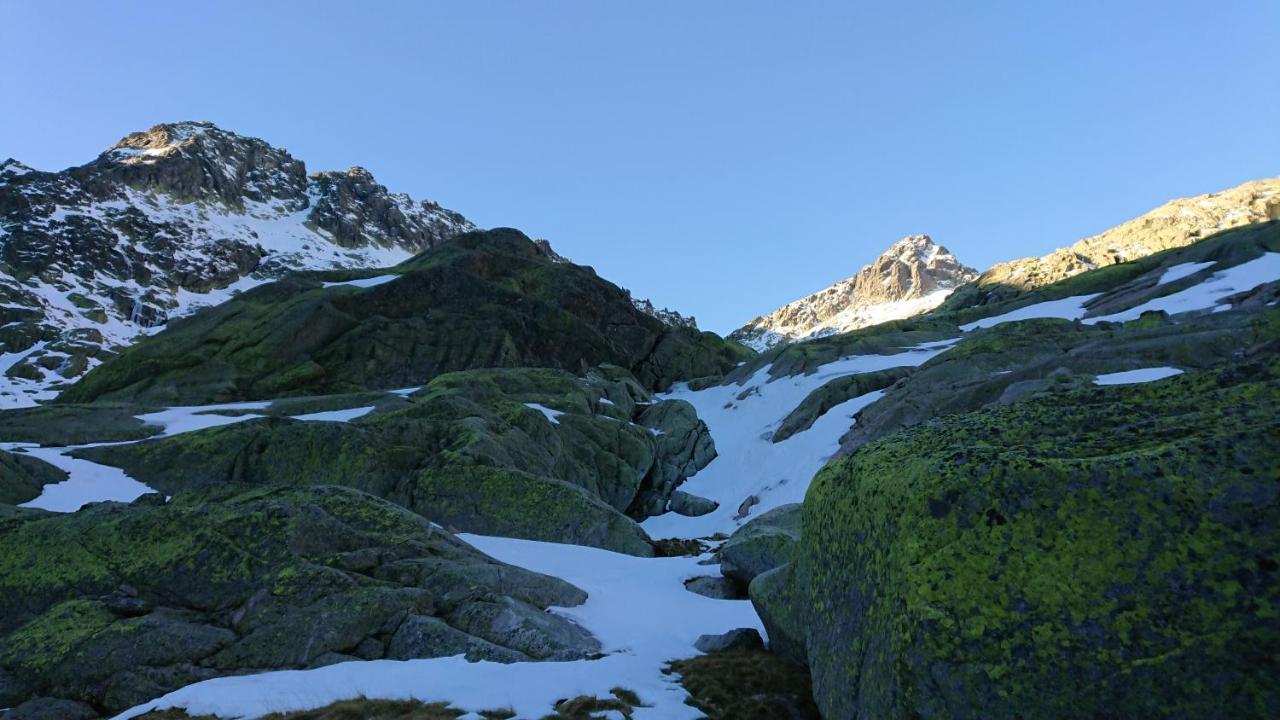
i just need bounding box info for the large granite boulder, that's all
[753,355,1280,719]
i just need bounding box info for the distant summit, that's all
[731,234,977,350]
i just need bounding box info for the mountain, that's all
[945,176,1280,310]
[731,234,977,350]
[0,121,475,408]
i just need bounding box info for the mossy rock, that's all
[666,647,820,719]
[76,366,717,555]
[0,485,595,713]
[761,357,1280,719]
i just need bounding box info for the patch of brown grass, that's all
[666,648,820,719]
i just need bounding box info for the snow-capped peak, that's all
[729,234,978,351]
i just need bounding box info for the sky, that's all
[2,2,1277,334]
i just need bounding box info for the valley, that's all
[1,124,1277,720]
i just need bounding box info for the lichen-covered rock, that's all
[838,308,1263,456]
[720,504,801,587]
[759,357,1280,719]
[0,485,593,714]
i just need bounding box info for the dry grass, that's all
[666,648,820,719]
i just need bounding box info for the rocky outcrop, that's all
[0,485,594,715]
[59,228,749,405]
[732,235,977,350]
[0,121,475,407]
[76,366,718,555]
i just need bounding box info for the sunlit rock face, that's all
[731,234,977,350]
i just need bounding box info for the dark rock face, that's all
[752,355,1280,719]
[305,167,471,253]
[0,121,475,405]
[60,229,749,405]
[629,400,718,518]
[76,366,717,555]
[0,485,594,715]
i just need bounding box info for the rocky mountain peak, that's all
[0,121,476,407]
[85,120,309,206]
[729,234,977,350]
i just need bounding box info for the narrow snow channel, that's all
[1093,367,1183,385]
[322,274,399,289]
[291,406,375,422]
[523,402,564,425]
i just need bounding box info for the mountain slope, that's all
[59,228,749,405]
[731,235,977,350]
[945,176,1280,310]
[0,121,475,407]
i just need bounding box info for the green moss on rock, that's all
[760,358,1280,719]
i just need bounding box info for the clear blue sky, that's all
[2,1,1277,333]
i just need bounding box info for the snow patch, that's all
[1157,261,1216,286]
[1085,252,1280,324]
[136,401,272,437]
[12,443,157,512]
[524,403,564,425]
[959,294,1099,331]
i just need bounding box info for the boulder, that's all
[757,358,1280,719]
[693,628,764,653]
[684,576,742,600]
[720,504,801,587]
